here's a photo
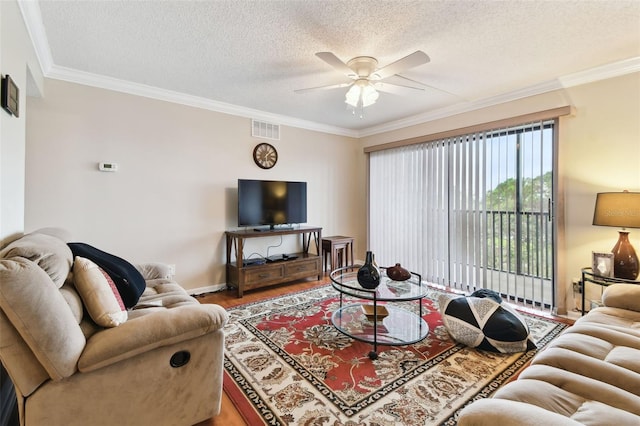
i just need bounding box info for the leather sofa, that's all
[0,229,229,426]
[458,283,640,425]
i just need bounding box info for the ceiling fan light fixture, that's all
[361,84,379,107]
[300,50,431,117]
[345,84,361,107]
[344,80,379,108]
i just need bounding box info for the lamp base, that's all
[612,231,639,280]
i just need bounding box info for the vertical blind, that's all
[369,120,555,309]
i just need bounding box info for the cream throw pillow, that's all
[73,256,127,327]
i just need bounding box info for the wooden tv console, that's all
[225,226,322,297]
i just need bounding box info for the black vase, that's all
[358,251,381,289]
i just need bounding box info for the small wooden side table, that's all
[322,236,354,272]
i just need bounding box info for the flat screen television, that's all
[237,179,307,230]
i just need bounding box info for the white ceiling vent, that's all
[252,119,280,140]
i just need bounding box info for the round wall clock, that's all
[253,142,278,169]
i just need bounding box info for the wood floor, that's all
[193,277,330,426]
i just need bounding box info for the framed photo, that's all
[1,74,19,117]
[592,251,614,277]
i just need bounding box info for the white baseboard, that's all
[189,283,227,296]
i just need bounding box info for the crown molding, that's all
[47,65,359,138]
[558,56,640,88]
[39,56,640,139]
[18,1,357,138]
[358,80,564,137]
[19,1,639,139]
[18,0,54,74]
[359,57,639,138]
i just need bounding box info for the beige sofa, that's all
[458,283,640,425]
[0,229,228,426]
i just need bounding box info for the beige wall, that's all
[361,72,640,313]
[0,0,44,246]
[18,29,639,304]
[5,0,636,309]
[25,79,364,290]
[561,73,640,309]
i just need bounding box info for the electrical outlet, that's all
[167,264,176,277]
[572,279,582,293]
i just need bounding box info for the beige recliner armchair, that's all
[0,229,228,426]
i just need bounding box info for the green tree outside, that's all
[485,171,552,278]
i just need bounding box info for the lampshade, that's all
[360,84,379,107]
[344,85,361,107]
[592,191,640,280]
[592,191,640,228]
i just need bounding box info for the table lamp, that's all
[592,191,640,280]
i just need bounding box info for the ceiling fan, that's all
[295,51,431,116]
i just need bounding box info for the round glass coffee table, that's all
[329,265,429,360]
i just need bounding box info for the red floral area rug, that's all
[223,285,568,425]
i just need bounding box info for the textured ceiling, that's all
[23,0,640,136]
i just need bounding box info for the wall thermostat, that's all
[98,162,118,172]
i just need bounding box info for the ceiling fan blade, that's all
[377,76,428,91]
[373,81,425,94]
[315,52,358,78]
[391,74,429,88]
[391,74,464,98]
[294,82,353,94]
[373,51,430,80]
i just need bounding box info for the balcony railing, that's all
[486,209,552,280]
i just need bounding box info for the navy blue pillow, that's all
[470,288,503,304]
[68,242,145,308]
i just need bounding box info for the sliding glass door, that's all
[369,120,555,310]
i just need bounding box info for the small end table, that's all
[322,236,354,272]
[580,267,640,315]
